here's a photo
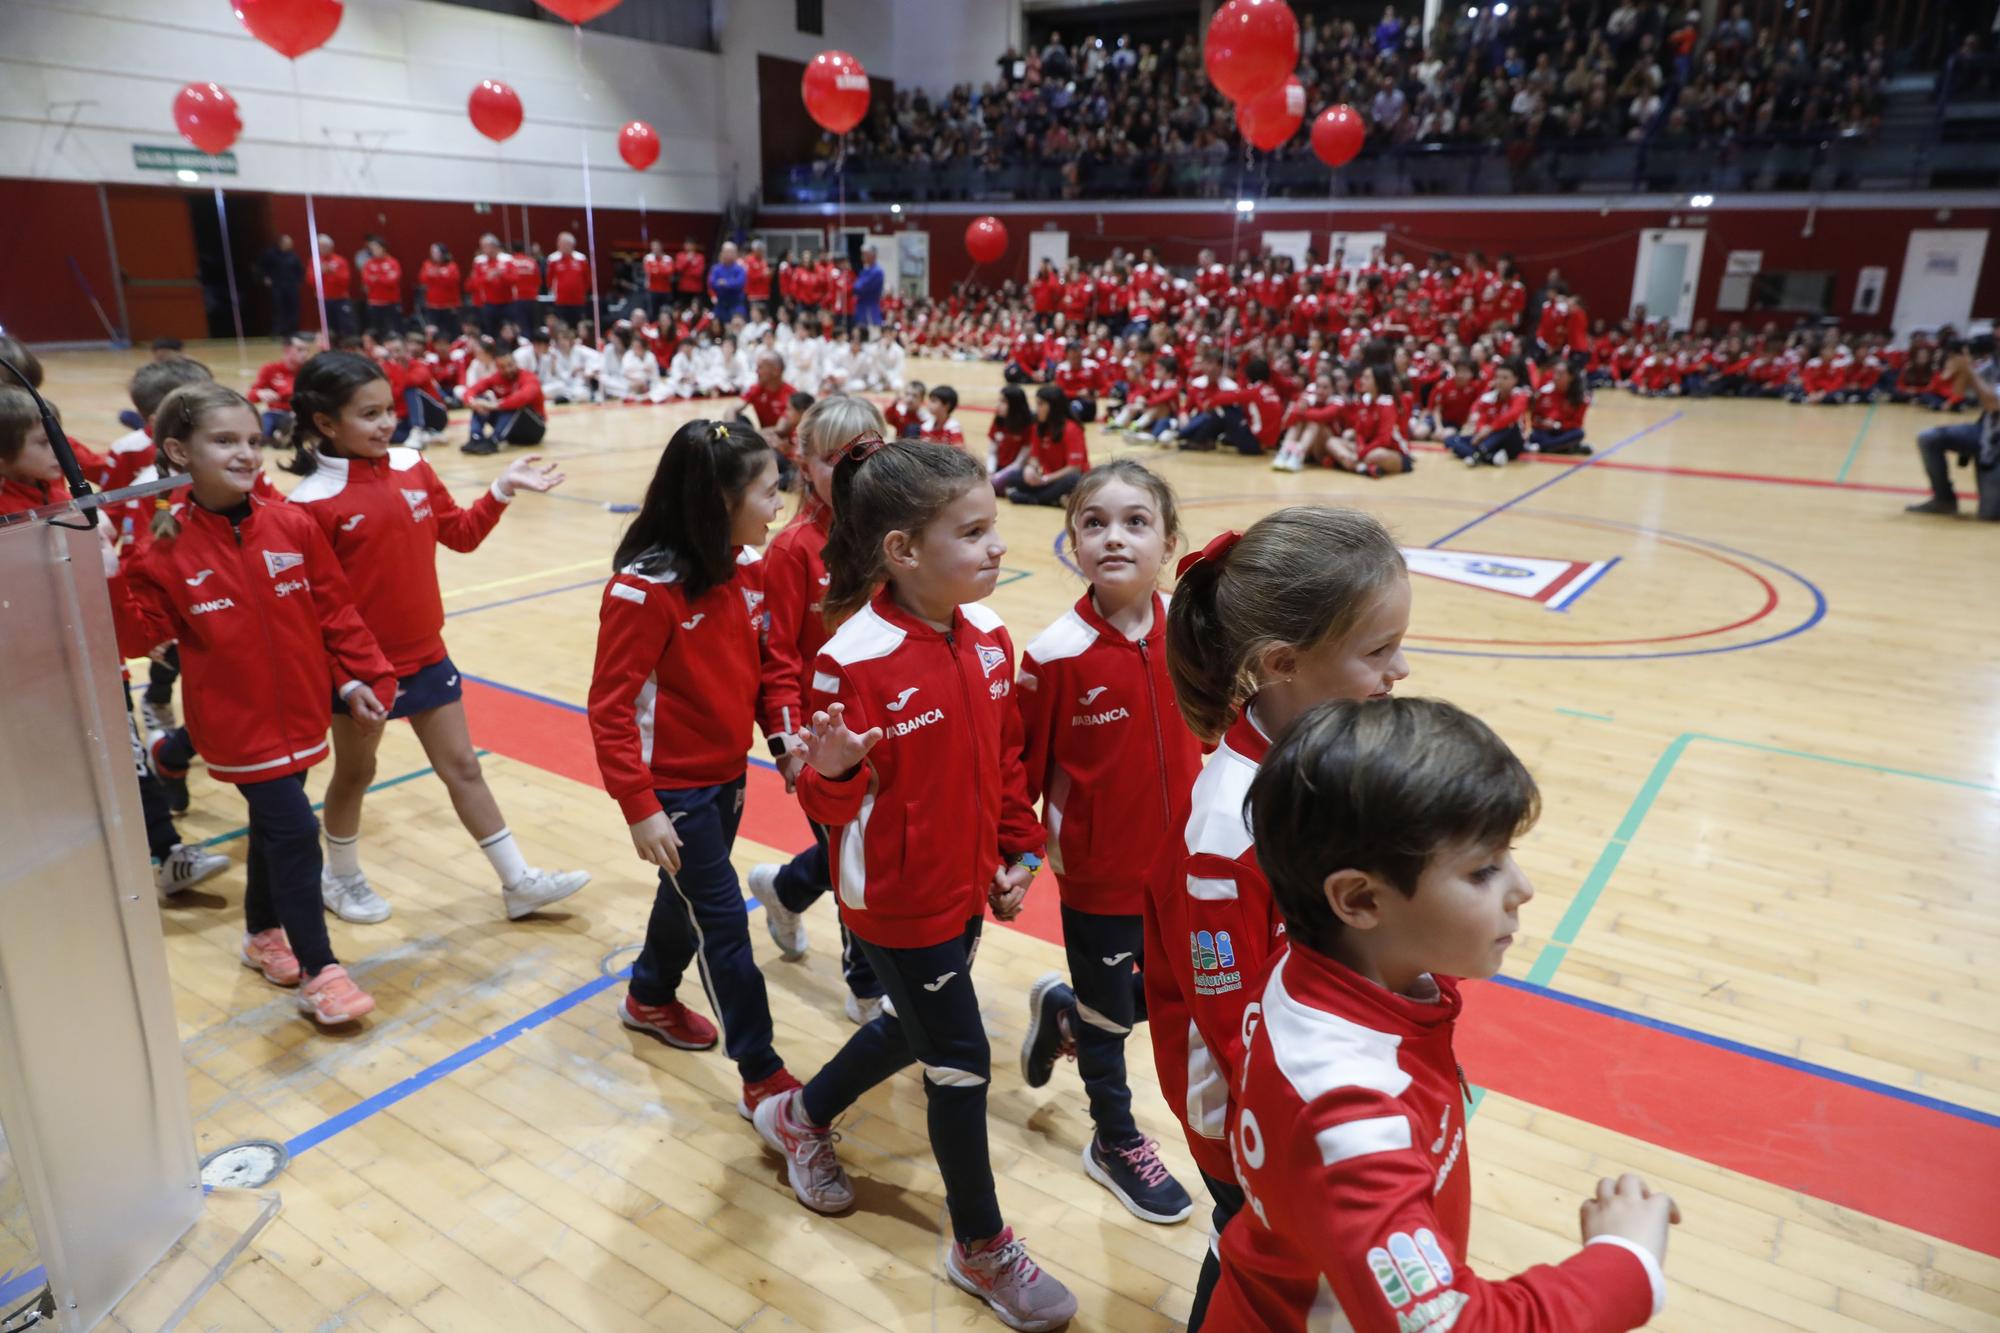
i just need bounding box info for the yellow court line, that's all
[440,557,607,600]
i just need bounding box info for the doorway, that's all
[1630,228,1707,331]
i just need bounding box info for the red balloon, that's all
[1204,0,1299,103]
[534,0,622,20]
[232,0,343,60]
[468,80,523,143]
[1311,104,1366,167]
[965,216,1008,266]
[618,120,660,171]
[1239,76,1304,151]
[801,51,871,135]
[172,82,242,156]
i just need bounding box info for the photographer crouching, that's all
[1906,332,1999,522]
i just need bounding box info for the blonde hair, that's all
[150,383,257,542]
[795,394,887,462]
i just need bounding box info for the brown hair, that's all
[1166,506,1406,742]
[0,387,41,462]
[1062,458,1182,559]
[0,335,43,390]
[821,440,987,625]
[149,383,257,542]
[1249,697,1539,949]
[128,357,214,419]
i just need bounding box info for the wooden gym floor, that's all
[10,341,2000,1331]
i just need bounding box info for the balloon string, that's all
[214,184,248,371]
[572,22,602,339]
[291,59,331,347]
[1225,142,1249,356]
[837,133,848,271]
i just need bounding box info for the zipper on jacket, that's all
[1138,636,1172,822]
[233,514,307,769]
[945,628,987,891]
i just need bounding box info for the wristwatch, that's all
[768,734,791,758]
[1010,851,1044,873]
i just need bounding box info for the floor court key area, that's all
[10,345,2000,1331]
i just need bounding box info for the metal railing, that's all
[767,125,1998,204]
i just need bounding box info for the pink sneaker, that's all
[752,1088,855,1214]
[241,929,301,987]
[946,1229,1077,1331]
[738,1066,803,1122]
[298,965,375,1025]
[619,994,719,1050]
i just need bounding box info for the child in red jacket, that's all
[1151,508,1411,1323]
[250,334,312,441]
[1327,365,1410,477]
[1015,460,1201,1226]
[462,353,546,454]
[752,439,1078,1332]
[106,383,397,1027]
[283,352,586,926]
[1214,698,1677,1331]
[1530,357,1593,454]
[999,384,1092,507]
[588,419,802,1113]
[744,397,893,1023]
[1446,361,1532,466]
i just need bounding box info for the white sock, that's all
[479,828,530,889]
[326,832,361,878]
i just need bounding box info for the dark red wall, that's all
[0,176,720,344]
[759,202,2000,334]
[0,181,121,343]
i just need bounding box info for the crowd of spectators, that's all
[818,1,1907,191]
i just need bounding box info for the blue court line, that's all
[1426,412,1684,549]
[1486,974,2000,1130]
[443,577,603,620]
[1554,707,1616,722]
[1550,556,1619,612]
[282,967,632,1159]
[0,1266,43,1312]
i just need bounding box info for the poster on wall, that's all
[1261,230,1312,268]
[1853,265,1887,315]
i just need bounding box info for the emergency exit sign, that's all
[133,145,238,174]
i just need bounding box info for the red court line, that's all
[459,676,1999,1257]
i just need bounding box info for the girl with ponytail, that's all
[587,419,803,1115]
[284,351,587,927]
[751,437,1080,1331]
[1148,505,1412,1328]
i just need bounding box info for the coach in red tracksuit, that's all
[462,360,546,453]
[642,240,676,321]
[418,244,463,333]
[313,234,355,337]
[470,235,514,336]
[674,238,707,300]
[360,237,403,335]
[546,231,592,330]
[744,240,772,308]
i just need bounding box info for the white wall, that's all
[0,0,730,209]
[0,0,1025,208]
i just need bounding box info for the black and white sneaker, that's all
[1082,1136,1194,1225]
[1020,972,1076,1089]
[147,730,190,815]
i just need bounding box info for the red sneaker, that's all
[619,994,718,1050]
[738,1067,802,1122]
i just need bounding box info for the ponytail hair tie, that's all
[1176,528,1242,579]
[840,431,888,465]
[711,420,731,442]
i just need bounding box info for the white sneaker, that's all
[140,696,177,734]
[155,844,228,898]
[844,992,886,1025]
[753,1089,855,1214]
[322,869,392,924]
[746,863,809,960]
[503,867,590,920]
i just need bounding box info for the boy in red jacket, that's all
[462,355,546,455]
[251,335,312,441]
[1212,698,1677,1331]
[1445,361,1531,466]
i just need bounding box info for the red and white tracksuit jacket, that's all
[250,361,297,411]
[1016,592,1203,917]
[547,249,590,306]
[1464,386,1531,437]
[759,500,833,739]
[798,590,1043,949]
[1210,945,1665,1331]
[361,255,402,306]
[1142,708,1283,1181]
[106,497,395,782]
[1534,383,1590,434]
[1215,382,1287,450]
[588,546,771,823]
[0,475,71,517]
[1349,392,1409,457]
[286,447,511,676]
